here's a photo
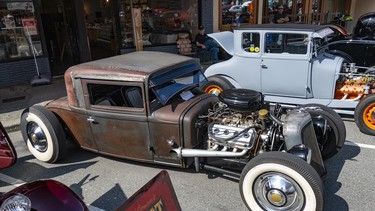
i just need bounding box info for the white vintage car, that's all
[203,24,375,135]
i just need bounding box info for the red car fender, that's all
[0,179,88,211]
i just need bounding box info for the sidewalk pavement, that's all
[0,76,67,132]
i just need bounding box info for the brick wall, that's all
[200,1,214,33]
[0,58,51,88]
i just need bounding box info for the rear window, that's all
[241,32,260,53]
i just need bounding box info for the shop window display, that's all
[221,1,254,27]
[118,0,198,48]
[0,1,42,61]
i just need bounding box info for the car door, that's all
[207,30,262,92]
[83,79,153,161]
[261,32,311,98]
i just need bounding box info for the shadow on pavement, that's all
[323,143,361,211]
[0,154,97,184]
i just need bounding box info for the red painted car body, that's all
[0,122,88,211]
[0,180,88,211]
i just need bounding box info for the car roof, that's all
[237,24,329,32]
[65,51,198,82]
[64,51,199,107]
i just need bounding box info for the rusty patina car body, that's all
[20,51,346,210]
[47,52,215,166]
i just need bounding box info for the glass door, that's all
[220,0,257,31]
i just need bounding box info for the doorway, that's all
[39,0,119,77]
[84,0,120,60]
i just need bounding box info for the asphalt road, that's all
[1,119,374,211]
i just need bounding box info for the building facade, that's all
[0,0,216,88]
[0,0,373,88]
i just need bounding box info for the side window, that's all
[265,33,284,53]
[241,32,260,53]
[265,33,308,54]
[88,83,144,108]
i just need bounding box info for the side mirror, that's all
[0,122,17,169]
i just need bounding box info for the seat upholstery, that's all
[122,87,143,108]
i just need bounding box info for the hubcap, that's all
[27,122,48,152]
[254,173,304,210]
[363,103,375,130]
[267,189,286,206]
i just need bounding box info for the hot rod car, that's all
[20,51,346,210]
[203,24,375,135]
[325,12,375,68]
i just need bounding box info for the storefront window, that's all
[221,0,254,27]
[0,1,42,61]
[118,0,198,48]
[263,0,308,24]
[325,0,352,27]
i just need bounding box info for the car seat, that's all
[122,87,143,108]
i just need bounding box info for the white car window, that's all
[242,32,260,53]
[265,33,308,54]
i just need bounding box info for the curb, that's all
[2,101,51,133]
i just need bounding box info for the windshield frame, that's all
[149,64,207,105]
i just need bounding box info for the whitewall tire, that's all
[20,105,66,163]
[239,152,323,211]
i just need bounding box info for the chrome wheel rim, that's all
[26,122,48,152]
[253,172,304,210]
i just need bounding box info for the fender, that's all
[206,74,241,88]
[0,180,88,211]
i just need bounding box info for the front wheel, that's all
[240,152,323,211]
[355,94,375,135]
[20,105,66,163]
[299,104,346,160]
[200,76,233,95]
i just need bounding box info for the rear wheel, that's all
[355,94,375,135]
[299,104,346,160]
[20,105,66,163]
[239,152,323,211]
[200,76,233,95]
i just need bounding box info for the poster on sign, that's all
[22,18,37,35]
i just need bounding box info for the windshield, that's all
[150,64,207,105]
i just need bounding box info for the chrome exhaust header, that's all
[171,147,248,158]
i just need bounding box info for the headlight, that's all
[0,194,31,211]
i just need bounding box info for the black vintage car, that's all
[325,12,375,68]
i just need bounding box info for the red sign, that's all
[116,170,181,211]
[22,18,37,35]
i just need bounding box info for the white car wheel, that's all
[20,106,66,163]
[240,152,323,211]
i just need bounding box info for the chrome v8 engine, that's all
[205,89,314,155]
